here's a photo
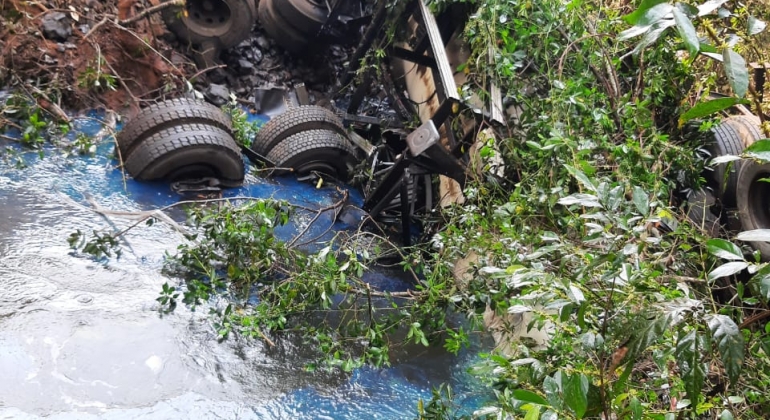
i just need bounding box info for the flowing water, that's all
[0,111,488,419]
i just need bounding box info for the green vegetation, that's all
[222,102,261,149]
[414,0,770,418]
[66,0,770,419]
[77,56,118,93]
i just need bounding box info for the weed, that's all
[222,101,261,149]
[77,57,117,92]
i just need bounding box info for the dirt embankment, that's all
[1,0,189,115]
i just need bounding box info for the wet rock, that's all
[208,68,229,84]
[255,36,271,50]
[204,83,230,106]
[237,59,254,75]
[243,75,261,88]
[40,12,71,41]
[244,48,263,64]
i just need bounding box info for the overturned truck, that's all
[120,0,506,245]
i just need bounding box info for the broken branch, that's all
[119,0,185,26]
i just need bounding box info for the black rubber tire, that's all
[686,189,721,237]
[124,123,244,187]
[266,129,356,180]
[274,0,328,36]
[162,0,254,50]
[736,161,770,260]
[258,0,310,54]
[116,98,233,160]
[251,105,346,156]
[708,115,763,207]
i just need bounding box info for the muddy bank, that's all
[0,0,355,117]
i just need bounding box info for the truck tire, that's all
[258,0,310,54]
[707,115,763,207]
[736,161,770,260]
[251,105,346,156]
[116,98,233,160]
[162,0,254,50]
[266,129,356,180]
[274,0,328,36]
[124,123,244,187]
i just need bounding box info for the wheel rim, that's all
[294,160,341,178]
[748,169,770,228]
[165,164,220,182]
[185,0,232,37]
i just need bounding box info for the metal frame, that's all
[242,0,503,245]
[340,0,488,245]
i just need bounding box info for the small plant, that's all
[77,57,117,92]
[20,110,47,147]
[68,229,122,259]
[1,92,70,150]
[62,133,96,157]
[222,100,261,149]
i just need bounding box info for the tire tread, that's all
[117,98,233,159]
[708,115,763,206]
[252,105,346,155]
[266,129,356,179]
[124,123,243,184]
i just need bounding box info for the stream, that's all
[0,111,488,419]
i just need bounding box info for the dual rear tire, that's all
[117,98,245,187]
[118,101,357,187]
[250,105,357,181]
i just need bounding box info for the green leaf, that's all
[675,2,698,17]
[672,6,699,55]
[675,330,706,404]
[543,375,563,410]
[541,411,558,420]
[564,373,589,418]
[743,139,770,162]
[623,0,671,25]
[723,48,749,98]
[706,239,745,261]
[720,409,734,420]
[564,164,597,193]
[748,16,767,36]
[632,186,649,215]
[753,264,770,300]
[628,314,672,358]
[697,0,729,16]
[524,404,541,420]
[618,24,655,41]
[558,193,602,208]
[708,314,745,384]
[630,397,642,420]
[631,19,676,54]
[708,261,749,280]
[710,155,741,164]
[736,229,770,242]
[680,97,749,123]
[513,389,549,406]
